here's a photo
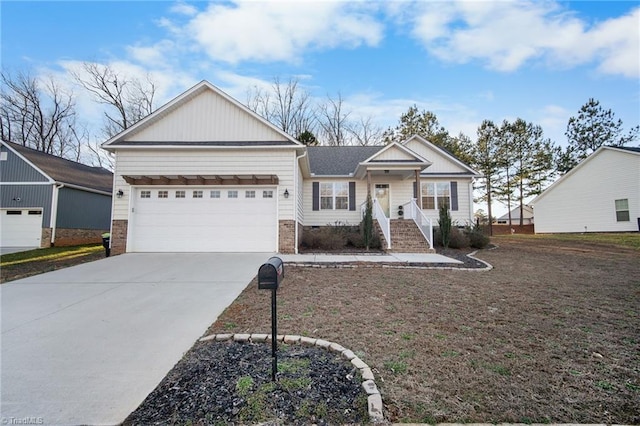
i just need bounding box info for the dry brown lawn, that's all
[208,236,640,424]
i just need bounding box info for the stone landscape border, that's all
[284,249,493,271]
[199,333,385,423]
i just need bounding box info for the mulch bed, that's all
[122,340,368,425]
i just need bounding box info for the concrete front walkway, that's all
[1,252,272,425]
[279,252,463,264]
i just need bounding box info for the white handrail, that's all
[403,199,433,249]
[372,199,391,249]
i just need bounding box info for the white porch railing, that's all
[372,199,391,249]
[404,198,433,249]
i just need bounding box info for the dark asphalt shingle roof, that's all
[307,146,383,175]
[616,146,640,153]
[7,142,113,193]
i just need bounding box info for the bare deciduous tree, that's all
[318,93,352,146]
[349,115,384,146]
[72,62,156,138]
[1,71,78,157]
[246,77,317,139]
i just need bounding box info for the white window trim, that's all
[320,182,349,211]
[421,182,451,210]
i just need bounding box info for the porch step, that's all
[388,219,434,253]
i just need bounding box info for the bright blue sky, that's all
[2,0,639,150]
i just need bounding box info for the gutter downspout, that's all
[294,150,308,254]
[50,183,64,246]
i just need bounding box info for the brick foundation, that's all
[111,220,128,256]
[53,228,108,247]
[40,228,52,248]
[279,220,296,254]
[297,222,304,252]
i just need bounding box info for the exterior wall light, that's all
[116,189,124,198]
[283,189,289,199]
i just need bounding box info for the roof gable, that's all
[2,141,113,193]
[103,80,301,147]
[532,145,640,204]
[402,135,479,176]
[363,142,429,163]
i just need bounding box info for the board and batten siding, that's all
[0,184,52,227]
[112,149,297,221]
[128,90,288,143]
[534,149,640,233]
[0,145,50,182]
[56,187,111,229]
[404,139,469,174]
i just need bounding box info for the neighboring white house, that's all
[102,80,480,255]
[532,146,640,233]
[495,205,534,225]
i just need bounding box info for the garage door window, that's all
[28,210,42,215]
[263,190,273,198]
[140,191,151,198]
[158,191,168,198]
[228,191,238,198]
[7,210,22,215]
[210,190,221,198]
[175,190,185,198]
[245,190,256,198]
[193,190,203,198]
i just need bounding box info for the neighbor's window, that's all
[228,190,238,199]
[320,182,349,210]
[192,190,203,198]
[263,190,274,198]
[158,190,168,199]
[245,190,256,198]
[615,199,630,222]
[175,190,185,199]
[210,190,221,199]
[421,182,450,210]
[140,190,151,199]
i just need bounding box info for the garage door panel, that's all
[0,209,43,247]
[129,187,277,252]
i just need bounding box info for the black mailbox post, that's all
[258,256,284,381]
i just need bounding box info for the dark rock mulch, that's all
[123,340,368,425]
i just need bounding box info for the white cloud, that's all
[170,1,198,17]
[185,0,384,64]
[408,1,640,78]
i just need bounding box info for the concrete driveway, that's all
[1,252,272,425]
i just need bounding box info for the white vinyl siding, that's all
[112,149,296,222]
[404,139,469,174]
[302,177,473,227]
[127,89,287,143]
[534,148,640,233]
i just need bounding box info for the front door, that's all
[375,184,390,217]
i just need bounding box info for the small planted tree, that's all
[438,203,452,248]
[361,194,374,250]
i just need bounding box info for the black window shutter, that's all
[349,182,356,211]
[450,181,459,211]
[312,182,319,211]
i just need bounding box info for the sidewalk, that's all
[279,252,463,264]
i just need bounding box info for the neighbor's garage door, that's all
[0,209,43,247]
[129,187,277,252]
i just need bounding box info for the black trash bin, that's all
[101,232,111,257]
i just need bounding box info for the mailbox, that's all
[258,256,284,290]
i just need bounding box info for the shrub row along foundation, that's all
[199,333,385,423]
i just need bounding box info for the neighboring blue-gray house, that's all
[0,141,113,248]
